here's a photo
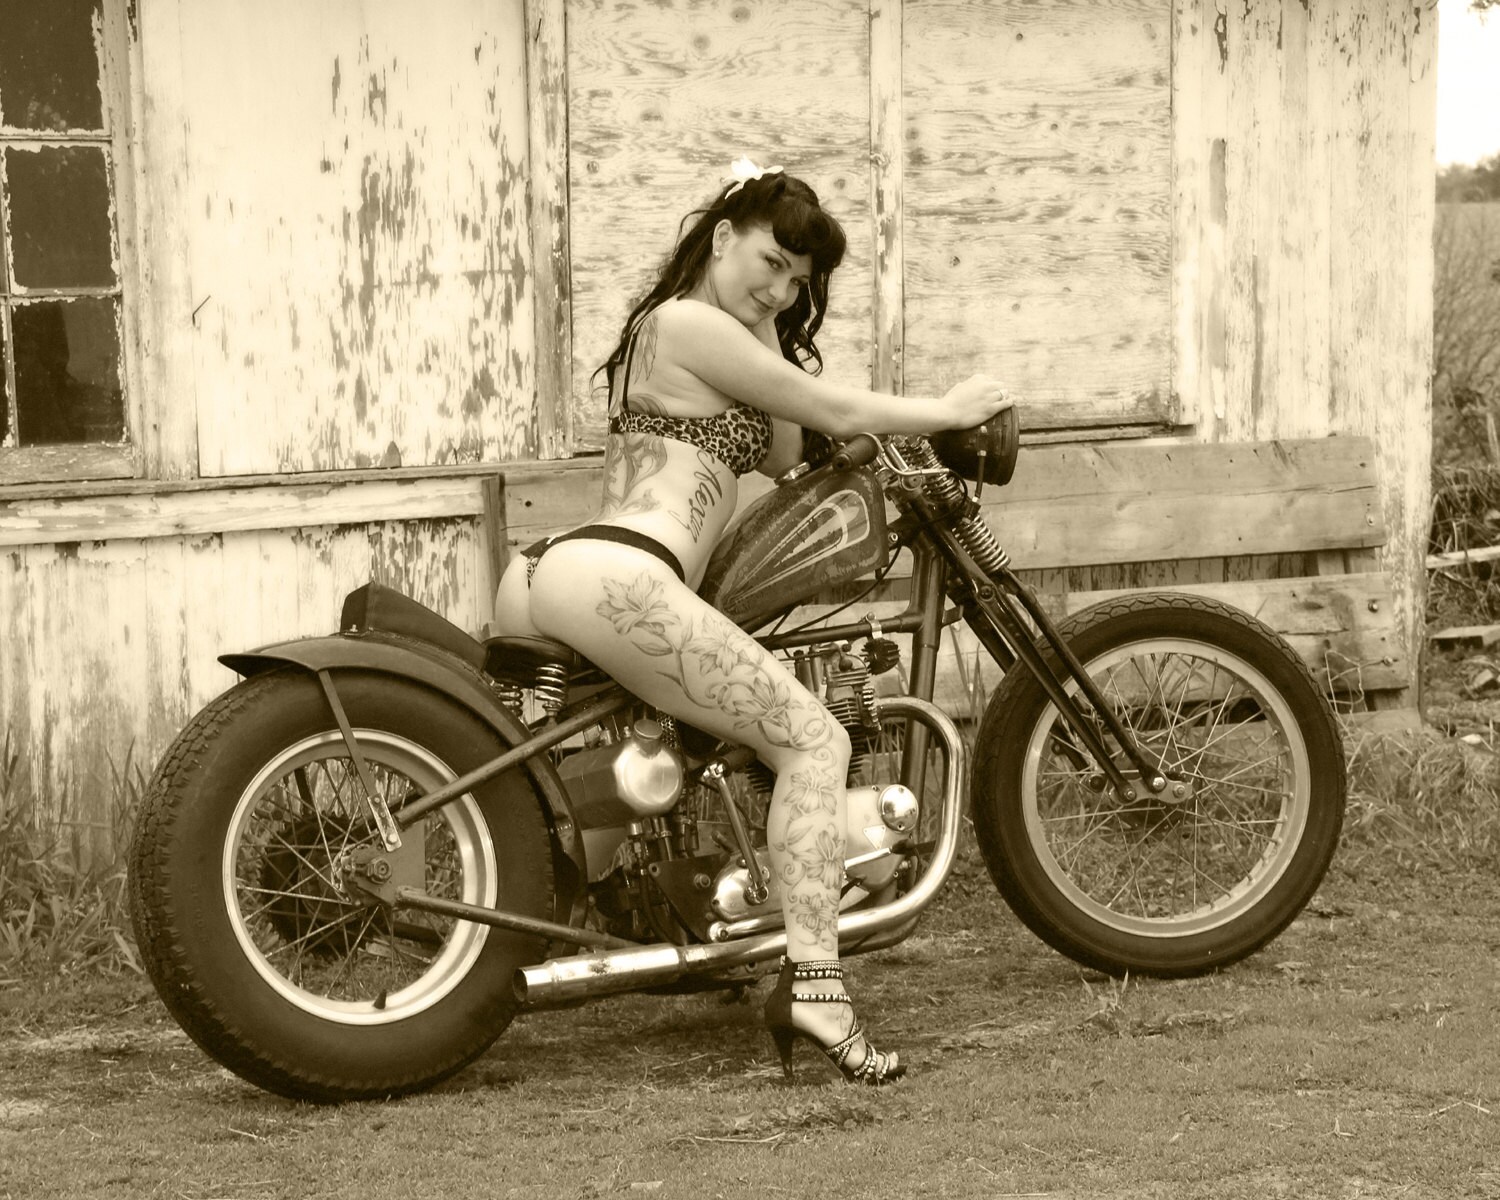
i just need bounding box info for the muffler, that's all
[514,695,965,1009]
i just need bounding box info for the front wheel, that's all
[129,669,555,1101]
[971,594,1346,977]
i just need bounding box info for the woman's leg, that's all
[526,540,850,963]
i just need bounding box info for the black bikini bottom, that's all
[522,524,686,584]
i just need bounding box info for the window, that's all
[0,0,130,477]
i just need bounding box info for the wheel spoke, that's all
[218,731,503,1021]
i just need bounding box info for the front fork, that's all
[909,534,1170,803]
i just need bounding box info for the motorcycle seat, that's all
[483,634,586,680]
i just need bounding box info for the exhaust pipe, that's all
[515,695,965,1008]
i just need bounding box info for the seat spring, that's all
[494,682,524,711]
[533,661,569,713]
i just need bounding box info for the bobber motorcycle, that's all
[128,413,1346,1101]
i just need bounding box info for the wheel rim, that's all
[1021,638,1310,938]
[222,731,496,1024]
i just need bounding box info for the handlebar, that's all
[831,433,881,472]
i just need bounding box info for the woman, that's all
[493,160,1013,1085]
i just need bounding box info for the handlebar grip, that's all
[831,433,880,471]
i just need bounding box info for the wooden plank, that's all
[902,0,1173,428]
[869,0,904,396]
[0,476,491,545]
[0,445,135,488]
[564,0,873,449]
[164,0,535,475]
[1048,572,1407,694]
[1427,544,1500,571]
[481,474,510,593]
[524,0,574,460]
[1326,0,1433,701]
[1428,625,1500,650]
[131,0,201,480]
[6,435,1385,563]
[1169,0,1207,428]
[985,436,1384,570]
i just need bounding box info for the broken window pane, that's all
[0,0,105,133]
[4,144,115,289]
[12,297,123,445]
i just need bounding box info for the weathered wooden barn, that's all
[0,0,1437,850]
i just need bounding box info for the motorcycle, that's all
[128,412,1347,1101]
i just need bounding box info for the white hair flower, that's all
[725,155,783,197]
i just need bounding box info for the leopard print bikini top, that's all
[607,310,774,478]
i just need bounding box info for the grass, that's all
[1,827,1496,1199]
[3,627,1498,1198]
[0,734,145,983]
[1,709,1498,1199]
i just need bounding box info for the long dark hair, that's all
[598,171,847,398]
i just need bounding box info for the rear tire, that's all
[971,594,1346,977]
[129,669,554,1101]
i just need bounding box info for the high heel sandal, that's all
[763,957,907,1085]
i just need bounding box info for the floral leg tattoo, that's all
[596,571,847,955]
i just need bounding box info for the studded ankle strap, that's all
[785,957,844,982]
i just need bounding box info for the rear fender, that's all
[221,633,587,923]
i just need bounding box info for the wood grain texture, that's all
[525,0,574,459]
[155,0,535,476]
[0,519,493,840]
[902,0,1172,426]
[985,436,1384,570]
[870,0,904,396]
[564,0,874,447]
[0,476,491,545]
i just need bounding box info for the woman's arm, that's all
[745,314,810,477]
[659,300,1010,439]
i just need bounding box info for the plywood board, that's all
[903,0,1173,428]
[564,0,875,448]
[143,0,536,475]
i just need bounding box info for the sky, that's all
[1436,0,1500,165]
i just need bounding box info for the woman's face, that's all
[709,221,812,327]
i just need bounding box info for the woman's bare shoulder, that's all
[653,297,746,339]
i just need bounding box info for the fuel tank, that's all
[700,465,888,630]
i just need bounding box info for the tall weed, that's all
[1337,720,1500,876]
[0,734,145,981]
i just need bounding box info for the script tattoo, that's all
[668,450,728,543]
[594,571,845,951]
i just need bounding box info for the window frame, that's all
[0,0,143,488]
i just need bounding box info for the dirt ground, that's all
[3,847,1498,1200]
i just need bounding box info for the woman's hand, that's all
[941,374,1014,431]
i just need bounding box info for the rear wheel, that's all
[129,669,554,1100]
[971,594,1346,977]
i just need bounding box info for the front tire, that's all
[971,594,1346,977]
[129,669,555,1101]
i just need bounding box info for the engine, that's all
[569,636,916,947]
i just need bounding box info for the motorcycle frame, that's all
[316,459,1171,1003]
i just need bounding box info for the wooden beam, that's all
[0,459,601,546]
[481,473,509,594]
[524,0,573,460]
[1049,571,1407,694]
[986,436,1385,570]
[869,0,903,395]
